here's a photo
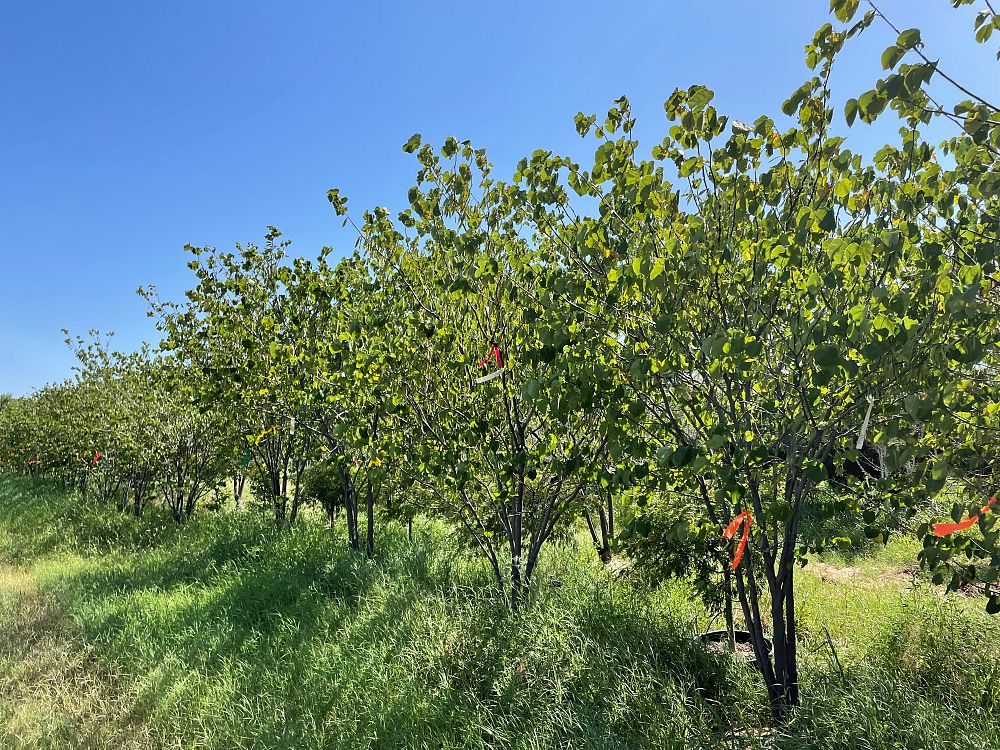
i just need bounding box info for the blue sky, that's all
[1,1,996,396]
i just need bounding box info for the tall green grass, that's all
[2,476,999,749]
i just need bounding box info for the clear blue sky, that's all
[1,1,996,396]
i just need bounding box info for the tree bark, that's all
[233,474,245,511]
[597,504,613,563]
[735,547,800,722]
[583,509,603,560]
[340,465,359,551]
[365,479,375,558]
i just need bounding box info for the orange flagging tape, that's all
[933,497,996,537]
[722,511,752,569]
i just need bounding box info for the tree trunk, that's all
[233,474,245,511]
[340,465,359,551]
[510,471,525,610]
[724,566,735,652]
[185,483,200,519]
[583,510,604,563]
[735,557,799,722]
[365,480,375,558]
[597,505,613,563]
[605,494,615,544]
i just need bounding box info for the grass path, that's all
[2,477,1000,749]
[0,564,162,750]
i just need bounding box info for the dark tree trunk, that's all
[735,550,799,722]
[131,467,152,518]
[510,469,525,610]
[583,509,603,561]
[597,504,613,563]
[233,474,246,510]
[184,484,200,519]
[724,566,736,652]
[340,465,359,551]
[289,459,306,525]
[583,508,613,564]
[365,480,375,558]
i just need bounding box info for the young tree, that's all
[352,137,622,606]
[512,7,998,716]
[149,359,228,524]
[143,229,313,526]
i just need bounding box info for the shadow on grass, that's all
[2,476,765,749]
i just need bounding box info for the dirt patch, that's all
[0,566,163,750]
[876,566,921,586]
[806,561,993,604]
[807,561,860,583]
[807,561,923,591]
[703,638,756,661]
[607,555,633,577]
[725,726,777,749]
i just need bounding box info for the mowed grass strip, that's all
[0,564,164,750]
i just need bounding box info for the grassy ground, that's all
[1,476,999,749]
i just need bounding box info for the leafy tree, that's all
[351,135,623,606]
[289,248,406,556]
[143,229,314,526]
[512,4,999,716]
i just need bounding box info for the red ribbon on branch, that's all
[92,452,101,466]
[477,345,503,369]
[933,496,996,537]
[473,343,505,385]
[722,511,753,570]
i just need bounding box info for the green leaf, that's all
[813,344,840,368]
[817,208,837,232]
[326,188,349,216]
[881,45,904,70]
[523,379,541,399]
[803,459,828,484]
[859,90,887,120]
[687,86,715,111]
[845,98,859,127]
[896,28,921,50]
[830,0,860,23]
[671,444,696,467]
[402,133,422,153]
[782,90,803,116]
[650,258,665,280]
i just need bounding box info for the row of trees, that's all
[0,340,234,523]
[2,1,999,720]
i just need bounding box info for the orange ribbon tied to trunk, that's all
[933,496,996,537]
[723,511,752,569]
